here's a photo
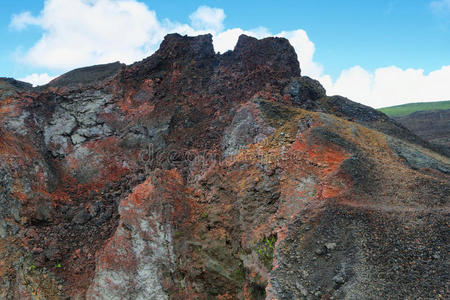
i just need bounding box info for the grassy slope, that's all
[378,100,450,117]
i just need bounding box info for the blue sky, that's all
[1,0,449,107]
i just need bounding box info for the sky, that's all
[1,0,449,108]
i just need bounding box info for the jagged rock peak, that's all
[153,33,300,76]
[155,33,300,62]
[156,33,215,59]
[125,33,302,92]
[233,34,301,77]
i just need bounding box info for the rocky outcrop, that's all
[222,101,275,157]
[0,33,448,299]
[87,170,183,299]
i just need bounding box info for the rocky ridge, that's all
[392,109,450,149]
[0,34,448,299]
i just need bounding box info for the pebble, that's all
[73,210,91,225]
[31,247,43,254]
[325,242,337,251]
[315,248,325,256]
[333,275,345,285]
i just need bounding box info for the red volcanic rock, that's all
[87,170,184,299]
[0,34,448,299]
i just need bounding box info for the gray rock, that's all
[44,247,61,260]
[297,118,312,135]
[44,109,77,156]
[75,124,112,139]
[333,275,345,285]
[71,134,86,145]
[73,210,91,225]
[35,204,52,222]
[387,136,450,174]
[5,111,29,135]
[284,76,326,108]
[76,112,99,127]
[315,247,325,256]
[222,101,275,157]
[89,202,102,217]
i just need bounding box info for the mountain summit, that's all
[0,34,448,299]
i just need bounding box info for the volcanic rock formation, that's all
[0,34,449,299]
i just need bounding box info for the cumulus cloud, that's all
[213,27,270,53]
[324,65,450,108]
[10,0,450,108]
[9,1,318,74]
[19,73,56,86]
[189,6,225,33]
[276,30,330,82]
[12,0,166,70]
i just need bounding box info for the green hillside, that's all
[378,100,450,117]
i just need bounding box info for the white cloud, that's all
[10,1,450,108]
[10,11,41,30]
[12,0,166,70]
[430,0,450,15]
[325,65,450,108]
[19,73,56,86]
[276,30,326,80]
[213,27,271,53]
[324,66,373,102]
[189,6,225,33]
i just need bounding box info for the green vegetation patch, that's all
[378,100,450,117]
[255,235,277,270]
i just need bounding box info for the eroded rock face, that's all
[222,101,275,157]
[0,33,448,299]
[87,170,183,299]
